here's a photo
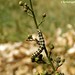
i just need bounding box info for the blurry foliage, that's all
[0,0,75,42]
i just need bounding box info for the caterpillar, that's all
[31,29,45,59]
[26,29,45,60]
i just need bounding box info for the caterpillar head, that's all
[26,35,33,41]
[26,34,38,41]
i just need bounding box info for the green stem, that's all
[29,0,56,73]
[44,47,56,72]
[29,0,38,29]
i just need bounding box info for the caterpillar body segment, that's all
[32,47,43,58]
[37,29,45,47]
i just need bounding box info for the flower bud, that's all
[24,3,27,6]
[42,13,46,18]
[19,1,24,6]
[56,57,61,63]
[23,8,27,12]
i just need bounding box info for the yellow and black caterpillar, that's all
[27,29,45,59]
[32,29,45,58]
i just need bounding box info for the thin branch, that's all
[29,0,38,29]
[44,47,56,72]
[26,11,33,17]
[38,18,45,27]
[29,0,56,72]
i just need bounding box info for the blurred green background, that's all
[0,0,75,43]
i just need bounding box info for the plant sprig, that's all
[19,0,65,75]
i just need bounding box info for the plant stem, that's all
[29,0,56,73]
[44,47,56,72]
[29,0,38,29]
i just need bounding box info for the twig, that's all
[29,0,56,72]
[29,0,38,29]
[44,47,56,72]
[38,18,45,27]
